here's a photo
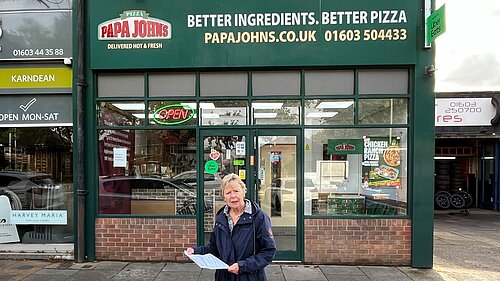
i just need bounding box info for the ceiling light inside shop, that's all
[316,101,354,109]
[132,114,145,119]
[434,156,456,160]
[112,103,145,110]
[252,102,283,109]
[203,113,220,118]
[254,112,278,118]
[200,103,216,109]
[181,102,216,109]
[306,112,338,118]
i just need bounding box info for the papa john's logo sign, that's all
[98,10,172,40]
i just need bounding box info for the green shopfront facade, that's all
[79,0,435,267]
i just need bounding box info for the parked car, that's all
[261,177,316,215]
[0,171,65,210]
[171,170,224,190]
[98,176,213,215]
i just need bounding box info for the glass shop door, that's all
[199,129,301,260]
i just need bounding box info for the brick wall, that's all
[95,218,196,261]
[305,218,411,265]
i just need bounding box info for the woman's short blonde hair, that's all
[220,173,246,195]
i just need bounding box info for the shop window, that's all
[202,135,245,236]
[305,70,354,95]
[305,99,354,125]
[200,100,248,126]
[98,129,200,215]
[358,98,408,124]
[98,101,145,126]
[200,72,247,97]
[97,74,144,97]
[0,127,74,243]
[304,128,407,216]
[149,72,195,97]
[358,69,408,95]
[252,71,300,96]
[2,0,72,9]
[148,101,197,126]
[252,100,300,125]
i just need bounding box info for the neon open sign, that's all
[153,103,195,125]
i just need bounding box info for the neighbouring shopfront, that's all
[0,0,74,252]
[434,93,500,212]
[81,0,435,267]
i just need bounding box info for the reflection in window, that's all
[202,135,245,241]
[200,101,248,126]
[358,99,408,124]
[149,72,195,97]
[304,128,407,216]
[304,70,354,95]
[97,74,144,97]
[98,129,200,215]
[252,100,300,125]
[358,69,408,95]
[305,99,354,125]
[2,0,73,10]
[98,102,144,126]
[252,71,300,96]
[0,127,74,243]
[200,72,247,97]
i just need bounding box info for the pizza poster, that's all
[362,137,401,189]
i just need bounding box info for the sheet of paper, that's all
[184,250,229,269]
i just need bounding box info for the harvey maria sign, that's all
[98,10,172,41]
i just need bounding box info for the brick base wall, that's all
[305,218,411,265]
[95,218,196,261]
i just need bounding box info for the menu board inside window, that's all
[361,136,401,191]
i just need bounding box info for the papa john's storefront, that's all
[77,0,435,267]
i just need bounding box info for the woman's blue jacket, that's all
[193,201,276,281]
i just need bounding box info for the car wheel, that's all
[435,193,450,209]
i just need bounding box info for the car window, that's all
[173,171,197,183]
[99,176,200,215]
[203,173,215,181]
[283,180,295,189]
[31,178,54,185]
[187,173,197,181]
[173,173,188,180]
[0,176,20,186]
[130,179,177,189]
[305,178,314,187]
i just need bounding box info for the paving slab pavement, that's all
[0,260,444,281]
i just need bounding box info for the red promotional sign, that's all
[98,10,172,40]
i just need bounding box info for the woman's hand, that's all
[228,263,239,275]
[185,247,194,255]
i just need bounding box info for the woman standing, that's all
[186,173,276,281]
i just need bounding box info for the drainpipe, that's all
[76,0,87,263]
